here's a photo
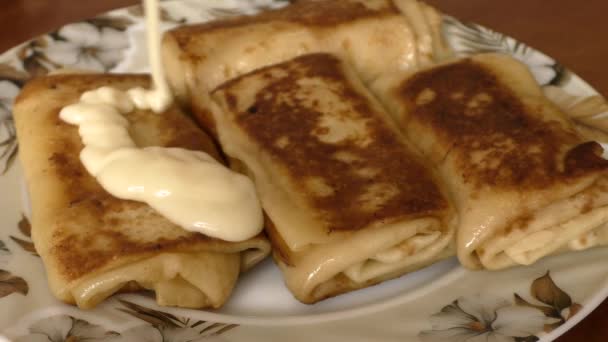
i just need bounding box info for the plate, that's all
[1,1,607,341]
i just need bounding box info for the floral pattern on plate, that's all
[14,315,119,342]
[0,269,28,300]
[419,272,581,342]
[0,64,25,174]
[18,15,134,75]
[442,16,568,87]
[9,215,37,257]
[115,300,239,342]
[0,232,28,301]
[12,300,240,342]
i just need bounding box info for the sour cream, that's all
[58,0,264,242]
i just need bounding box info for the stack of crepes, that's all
[13,74,270,309]
[163,0,458,303]
[371,53,608,269]
[162,0,608,298]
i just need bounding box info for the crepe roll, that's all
[211,53,455,303]
[162,0,445,133]
[13,74,270,309]
[372,53,608,270]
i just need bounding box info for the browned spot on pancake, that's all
[168,0,396,50]
[582,195,595,215]
[398,60,608,190]
[215,54,448,232]
[49,152,83,180]
[53,227,213,281]
[505,213,533,235]
[564,141,608,176]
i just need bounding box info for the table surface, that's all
[0,1,606,341]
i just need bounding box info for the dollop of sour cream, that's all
[60,87,263,242]
[57,0,264,242]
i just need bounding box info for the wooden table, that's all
[0,1,606,341]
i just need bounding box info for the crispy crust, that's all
[396,57,608,191]
[215,54,449,232]
[167,0,397,50]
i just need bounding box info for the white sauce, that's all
[58,0,264,242]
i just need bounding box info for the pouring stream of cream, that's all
[128,0,172,112]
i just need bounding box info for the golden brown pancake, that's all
[161,0,445,135]
[13,74,270,309]
[211,53,455,303]
[372,53,608,269]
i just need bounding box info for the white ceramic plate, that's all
[1,1,607,341]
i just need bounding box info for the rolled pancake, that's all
[162,0,445,133]
[211,54,455,303]
[13,74,270,309]
[372,53,608,270]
